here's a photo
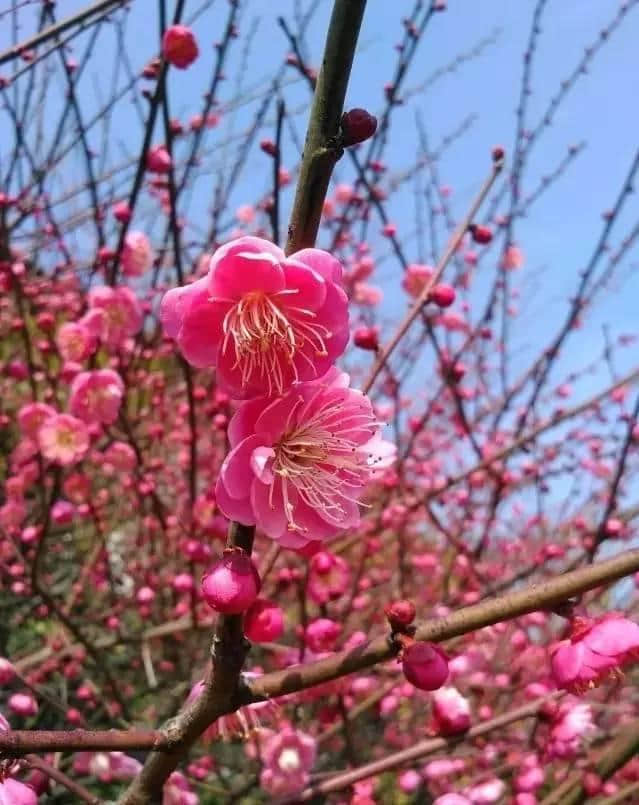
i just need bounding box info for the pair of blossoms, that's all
[23,235,152,468]
[161,236,396,548]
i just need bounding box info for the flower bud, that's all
[429,283,455,308]
[385,599,416,630]
[341,108,378,147]
[244,598,284,642]
[162,25,199,69]
[202,551,261,614]
[402,641,449,690]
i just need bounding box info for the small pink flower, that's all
[353,282,383,306]
[162,25,199,69]
[547,700,595,759]
[161,236,349,398]
[402,263,433,298]
[550,613,639,692]
[0,778,37,805]
[163,771,198,805]
[17,402,56,439]
[215,369,395,547]
[147,145,172,174]
[38,414,90,466]
[8,692,38,717]
[121,231,154,277]
[259,727,316,796]
[69,369,124,425]
[235,204,255,224]
[88,285,143,347]
[502,244,524,270]
[56,320,97,362]
[103,441,137,472]
[432,686,471,734]
[308,550,350,604]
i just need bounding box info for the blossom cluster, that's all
[162,236,396,549]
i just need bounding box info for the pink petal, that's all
[215,477,255,525]
[178,298,228,368]
[160,276,209,338]
[228,397,272,447]
[220,433,270,498]
[250,446,275,483]
[251,477,288,539]
[281,260,326,311]
[210,246,285,299]
[292,248,344,283]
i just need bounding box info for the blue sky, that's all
[3,0,638,442]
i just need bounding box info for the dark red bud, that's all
[353,326,379,351]
[385,599,416,628]
[429,283,456,308]
[341,108,377,147]
[470,224,493,245]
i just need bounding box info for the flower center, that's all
[278,748,301,772]
[222,290,330,395]
[270,394,377,532]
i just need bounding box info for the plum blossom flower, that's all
[259,727,316,796]
[88,285,143,348]
[17,402,56,439]
[215,369,396,547]
[121,231,154,277]
[163,771,198,805]
[56,321,97,362]
[550,613,639,692]
[432,686,471,735]
[547,699,596,759]
[69,369,124,425]
[38,414,90,466]
[0,777,37,805]
[402,263,433,298]
[308,550,350,603]
[72,751,142,782]
[161,236,349,399]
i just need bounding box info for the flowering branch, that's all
[285,0,367,254]
[292,694,560,801]
[361,149,504,395]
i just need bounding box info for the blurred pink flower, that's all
[259,727,316,796]
[163,771,199,805]
[38,414,90,466]
[308,550,350,604]
[161,236,349,398]
[215,369,396,547]
[551,613,639,692]
[69,369,124,425]
[402,263,433,298]
[548,699,595,759]
[56,321,97,362]
[17,402,56,439]
[88,285,143,347]
[432,686,471,735]
[121,231,154,277]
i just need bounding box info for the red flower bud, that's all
[201,551,261,614]
[470,224,493,245]
[402,641,449,691]
[260,138,278,157]
[162,25,199,70]
[429,283,456,308]
[353,326,379,351]
[385,599,416,629]
[341,108,378,147]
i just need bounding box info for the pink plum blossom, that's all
[38,414,90,466]
[88,285,143,347]
[259,727,317,796]
[550,613,639,692]
[56,320,97,362]
[121,231,154,277]
[0,778,37,805]
[69,369,125,424]
[161,236,349,398]
[402,263,434,298]
[17,402,56,439]
[431,686,471,734]
[215,368,396,547]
